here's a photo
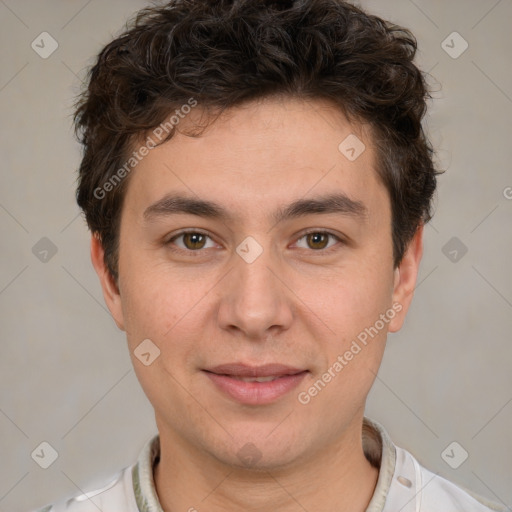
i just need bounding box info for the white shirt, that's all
[32,418,508,512]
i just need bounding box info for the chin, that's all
[206,426,311,472]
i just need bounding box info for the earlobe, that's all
[388,224,424,333]
[90,234,125,331]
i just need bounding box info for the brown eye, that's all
[181,232,207,250]
[306,232,330,250]
[295,231,342,252]
[167,231,215,252]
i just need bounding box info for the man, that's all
[33,0,506,510]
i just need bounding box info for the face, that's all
[92,97,422,470]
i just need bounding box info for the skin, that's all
[91,96,423,512]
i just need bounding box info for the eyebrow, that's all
[143,192,368,225]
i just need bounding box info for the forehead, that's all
[122,97,386,224]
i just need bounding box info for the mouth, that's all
[224,375,285,383]
[202,363,309,405]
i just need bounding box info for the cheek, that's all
[119,267,184,351]
[299,286,392,420]
[119,265,216,368]
[300,251,394,399]
[120,279,168,344]
[120,270,206,407]
[313,261,395,343]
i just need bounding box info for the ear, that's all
[388,224,424,333]
[90,234,125,331]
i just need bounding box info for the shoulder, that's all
[28,433,161,512]
[390,445,508,512]
[29,465,138,512]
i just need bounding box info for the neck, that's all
[153,418,379,512]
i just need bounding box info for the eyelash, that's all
[165,229,345,256]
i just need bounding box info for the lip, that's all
[203,363,309,405]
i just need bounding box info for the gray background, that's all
[0,0,511,510]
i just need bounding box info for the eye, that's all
[294,231,343,252]
[166,230,217,251]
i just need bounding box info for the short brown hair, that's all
[74,0,440,281]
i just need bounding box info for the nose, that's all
[216,243,294,341]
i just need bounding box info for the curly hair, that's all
[74,0,440,281]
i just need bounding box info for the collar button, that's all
[397,476,412,488]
